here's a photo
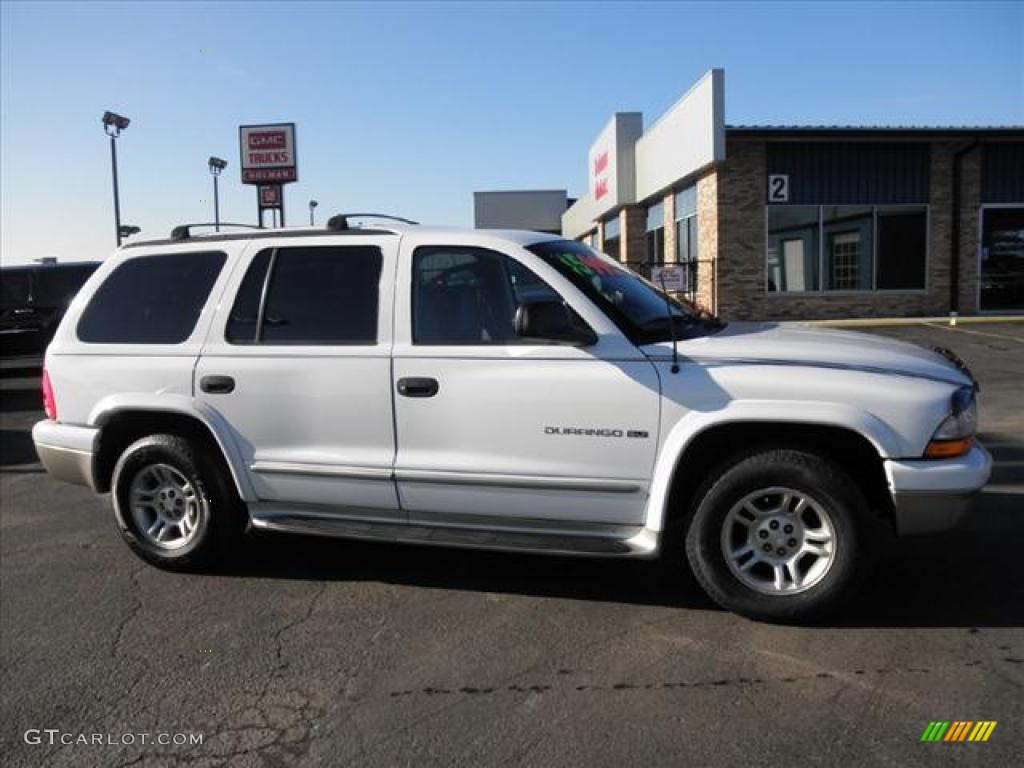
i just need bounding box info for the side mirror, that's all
[514,300,597,346]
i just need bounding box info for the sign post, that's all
[239,123,297,227]
[258,184,284,227]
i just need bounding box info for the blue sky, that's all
[1,0,1021,264]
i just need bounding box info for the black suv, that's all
[1,262,99,360]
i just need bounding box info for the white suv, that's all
[32,216,991,621]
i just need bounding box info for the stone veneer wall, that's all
[695,169,718,312]
[620,206,647,264]
[958,145,982,314]
[662,191,677,264]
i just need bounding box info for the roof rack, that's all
[325,213,419,232]
[169,223,262,242]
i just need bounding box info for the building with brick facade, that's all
[494,70,1024,321]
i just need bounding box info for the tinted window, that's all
[252,246,382,345]
[225,249,272,343]
[414,247,516,344]
[876,208,927,290]
[77,252,226,344]
[413,246,577,345]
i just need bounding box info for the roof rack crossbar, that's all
[326,213,419,232]
[170,223,262,241]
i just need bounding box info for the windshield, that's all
[527,239,723,343]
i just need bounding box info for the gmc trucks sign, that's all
[239,123,297,184]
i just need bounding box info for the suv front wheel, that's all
[111,434,245,570]
[686,449,875,622]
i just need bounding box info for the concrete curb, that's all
[790,316,1024,329]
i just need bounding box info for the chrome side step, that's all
[248,505,656,557]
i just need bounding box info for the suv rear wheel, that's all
[685,449,875,622]
[111,434,245,570]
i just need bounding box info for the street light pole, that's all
[102,111,130,246]
[309,199,318,226]
[208,157,228,232]
[110,136,121,246]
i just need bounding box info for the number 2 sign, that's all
[768,174,790,203]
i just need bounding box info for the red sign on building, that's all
[592,149,609,200]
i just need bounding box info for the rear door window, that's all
[77,252,226,344]
[226,246,382,345]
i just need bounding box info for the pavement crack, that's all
[190,583,332,766]
[272,581,328,672]
[110,564,147,660]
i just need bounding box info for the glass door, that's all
[980,207,1024,312]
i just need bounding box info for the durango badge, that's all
[544,427,649,438]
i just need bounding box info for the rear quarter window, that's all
[77,251,226,344]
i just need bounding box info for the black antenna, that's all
[657,269,680,374]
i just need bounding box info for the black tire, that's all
[685,449,875,623]
[111,434,246,571]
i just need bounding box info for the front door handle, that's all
[200,375,235,394]
[397,377,439,398]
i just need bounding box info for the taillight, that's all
[41,366,57,420]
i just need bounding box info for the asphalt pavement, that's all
[1,322,1022,767]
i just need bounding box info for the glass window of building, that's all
[822,206,873,290]
[603,216,621,261]
[877,206,927,290]
[766,206,820,292]
[767,205,927,293]
[644,201,665,264]
[674,185,699,293]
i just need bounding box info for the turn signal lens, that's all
[924,437,972,459]
[41,366,57,420]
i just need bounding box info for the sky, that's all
[1,0,1022,264]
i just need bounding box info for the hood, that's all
[644,322,972,387]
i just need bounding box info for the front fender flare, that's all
[643,400,900,533]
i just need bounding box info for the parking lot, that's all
[1,322,1022,767]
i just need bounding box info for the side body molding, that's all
[641,400,902,534]
[88,393,257,502]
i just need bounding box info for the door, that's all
[980,207,1024,312]
[195,238,400,518]
[392,241,661,527]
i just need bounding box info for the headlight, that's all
[925,386,977,458]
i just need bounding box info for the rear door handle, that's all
[200,375,235,394]
[397,377,439,398]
